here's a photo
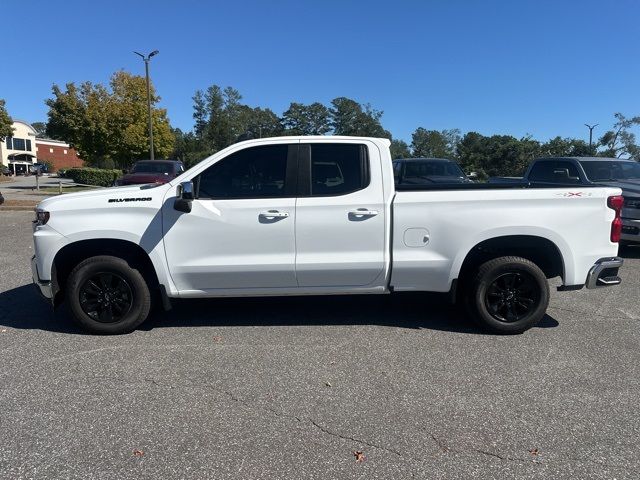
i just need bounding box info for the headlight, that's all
[34,209,50,226]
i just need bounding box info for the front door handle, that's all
[349,208,379,218]
[259,210,289,219]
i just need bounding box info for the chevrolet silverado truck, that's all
[32,137,624,335]
[489,156,640,243]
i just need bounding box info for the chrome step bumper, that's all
[586,257,623,289]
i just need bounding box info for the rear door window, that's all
[528,161,581,183]
[304,144,369,196]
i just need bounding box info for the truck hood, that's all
[120,172,173,185]
[37,183,170,211]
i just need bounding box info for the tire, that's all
[467,256,549,334]
[66,255,151,334]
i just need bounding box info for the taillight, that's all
[607,195,624,243]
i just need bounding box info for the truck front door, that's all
[162,143,298,292]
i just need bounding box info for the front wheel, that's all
[468,256,549,334]
[66,255,151,334]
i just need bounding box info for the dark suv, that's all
[117,160,185,186]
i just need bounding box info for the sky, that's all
[4,0,640,144]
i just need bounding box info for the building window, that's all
[12,138,26,150]
[26,139,32,151]
[5,137,12,149]
[63,149,68,154]
[49,148,53,153]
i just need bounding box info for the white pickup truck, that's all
[32,136,624,334]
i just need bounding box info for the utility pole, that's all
[584,123,598,155]
[134,50,159,160]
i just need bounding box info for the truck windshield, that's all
[404,161,466,179]
[132,162,173,174]
[580,161,640,181]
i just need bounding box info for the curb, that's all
[0,206,36,211]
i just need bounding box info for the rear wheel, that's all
[66,255,151,334]
[468,256,549,334]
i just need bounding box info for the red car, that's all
[117,160,185,186]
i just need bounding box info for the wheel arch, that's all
[52,238,160,306]
[455,235,565,291]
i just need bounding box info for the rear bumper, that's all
[585,257,623,289]
[31,255,53,300]
[621,217,640,243]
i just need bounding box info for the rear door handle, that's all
[349,208,379,217]
[259,210,289,219]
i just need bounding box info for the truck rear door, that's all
[294,141,386,287]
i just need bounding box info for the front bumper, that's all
[585,257,623,289]
[31,255,53,300]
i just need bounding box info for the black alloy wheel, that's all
[467,256,550,334]
[66,255,151,334]
[79,272,133,323]
[484,271,539,323]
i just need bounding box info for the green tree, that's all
[109,71,175,164]
[0,99,14,140]
[539,136,592,157]
[200,85,246,149]
[457,133,537,177]
[31,121,47,137]
[192,90,208,139]
[196,85,285,150]
[598,113,640,158]
[236,106,283,140]
[411,128,460,158]
[172,127,213,167]
[329,97,390,137]
[281,102,331,135]
[45,71,174,168]
[390,139,411,159]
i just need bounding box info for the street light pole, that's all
[584,123,599,155]
[134,50,159,160]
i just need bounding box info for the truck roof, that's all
[394,157,455,162]
[536,156,636,163]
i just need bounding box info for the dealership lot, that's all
[1,210,639,479]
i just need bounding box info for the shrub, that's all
[66,168,121,187]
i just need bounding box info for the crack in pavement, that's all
[426,432,625,470]
[220,388,403,457]
[308,419,402,457]
[428,432,520,462]
[24,373,628,472]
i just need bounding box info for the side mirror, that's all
[174,181,194,213]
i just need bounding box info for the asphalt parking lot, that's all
[1,210,639,480]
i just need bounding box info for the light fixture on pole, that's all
[584,123,598,154]
[134,50,159,160]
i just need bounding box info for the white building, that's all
[0,120,38,174]
[1,120,83,173]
